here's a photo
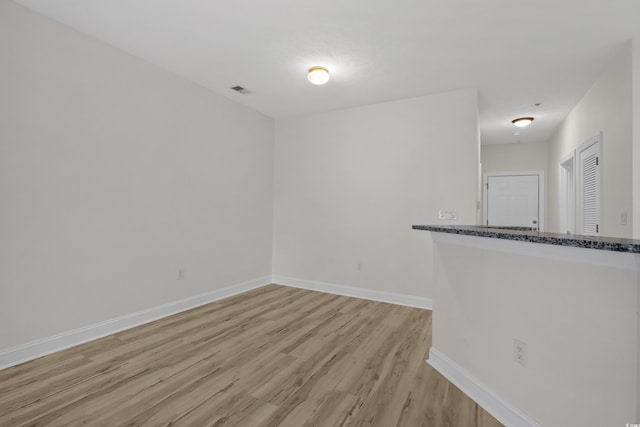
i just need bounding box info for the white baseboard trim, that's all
[428,347,542,427]
[272,275,432,310]
[0,275,272,371]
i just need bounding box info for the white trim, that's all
[431,232,640,271]
[428,347,542,427]
[0,276,272,371]
[559,151,576,234]
[482,170,545,231]
[272,275,432,310]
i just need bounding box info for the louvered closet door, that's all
[579,141,600,236]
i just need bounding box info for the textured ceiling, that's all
[13,0,640,144]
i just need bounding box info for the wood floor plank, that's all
[0,285,502,427]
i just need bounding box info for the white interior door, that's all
[578,138,601,236]
[486,174,540,229]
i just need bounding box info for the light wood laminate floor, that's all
[0,285,502,426]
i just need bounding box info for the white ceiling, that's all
[14,0,640,145]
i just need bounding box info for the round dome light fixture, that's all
[512,117,534,127]
[307,66,330,85]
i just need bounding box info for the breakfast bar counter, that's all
[413,225,640,427]
[412,224,640,253]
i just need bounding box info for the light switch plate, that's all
[620,212,628,226]
[438,210,457,220]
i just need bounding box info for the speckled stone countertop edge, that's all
[412,225,640,254]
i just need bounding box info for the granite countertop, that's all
[412,225,640,253]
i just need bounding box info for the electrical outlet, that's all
[178,268,185,280]
[620,212,628,226]
[514,339,527,367]
[357,263,363,273]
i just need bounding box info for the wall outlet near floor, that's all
[357,262,363,273]
[438,209,457,220]
[514,339,527,367]
[178,268,186,280]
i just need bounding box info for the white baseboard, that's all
[0,276,272,371]
[272,275,432,310]
[428,347,542,427]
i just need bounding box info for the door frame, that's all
[482,170,545,231]
[559,151,576,234]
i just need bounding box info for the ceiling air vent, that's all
[231,85,250,94]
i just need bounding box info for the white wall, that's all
[273,89,479,299]
[0,2,274,350]
[633,39,640,240]
[633,39,640,415]
[547,43,633,237]
[431,236,640,426]
[481,142,548,174]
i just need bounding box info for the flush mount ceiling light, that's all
[307,66,330,85]
[512,117,534,127]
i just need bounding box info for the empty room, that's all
[1,1,640,426]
